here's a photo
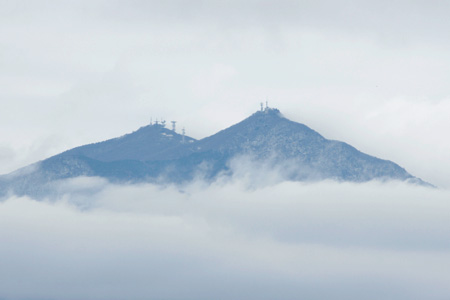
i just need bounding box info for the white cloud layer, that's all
[1,178,449,300]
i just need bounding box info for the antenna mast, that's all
[182,127,186,143]
[171,121,176,132]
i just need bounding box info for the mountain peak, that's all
[0,107,433,198]
[251,107,283,119]
[58,122,196,162]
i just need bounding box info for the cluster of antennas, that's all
[260,100,270,112]
[150,118,177,130]
[149,117,187,143]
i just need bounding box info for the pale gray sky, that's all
[1,0,450,187]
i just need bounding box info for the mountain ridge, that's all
[0,107,433,197]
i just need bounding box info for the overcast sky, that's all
[1,0,450,187]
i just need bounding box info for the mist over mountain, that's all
[0,107,431,197]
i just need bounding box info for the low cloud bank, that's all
[1,178,449,300]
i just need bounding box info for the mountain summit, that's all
[0,107,431,197]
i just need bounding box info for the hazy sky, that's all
[1,0,450,187]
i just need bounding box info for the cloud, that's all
[1,177,450,300]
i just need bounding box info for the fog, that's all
[1,175,450,300]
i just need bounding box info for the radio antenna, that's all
[182,127,186,143]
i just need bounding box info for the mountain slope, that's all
[0,108,432,197]
[59,123,196,162]
[168,108,416,182]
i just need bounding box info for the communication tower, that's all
[171,121,177,132]
[182,127,186,143]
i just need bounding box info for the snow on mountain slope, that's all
[59,123,196,162]
[0,108,432,198]
[179,108,419,182]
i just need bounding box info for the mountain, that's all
[0,108,431,197]
[181,108,418,182]
[60,123,196,161]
